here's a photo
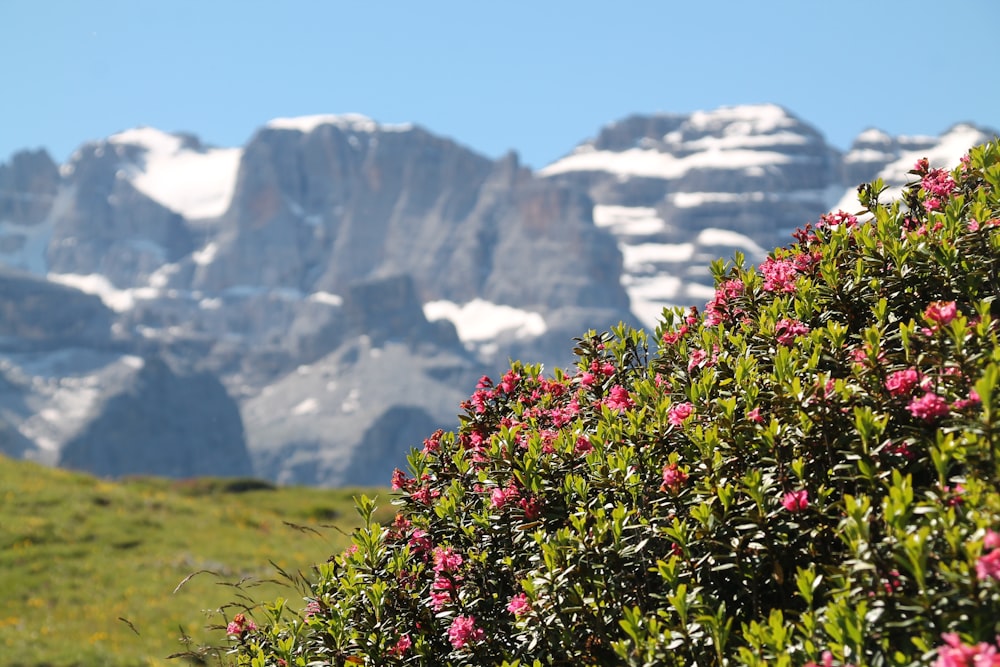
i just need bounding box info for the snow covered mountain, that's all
[0,105,994,485]
[541,104,995,328]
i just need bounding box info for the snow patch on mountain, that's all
[47,273,160,312]
[423,299,547,343]
[265,114,414,134]
[541,146,800,180]
[592,205,667,236]
[0,219,53,274]
[108,127,241,220]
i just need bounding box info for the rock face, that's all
[188,119,629,317]
[0,347,252,478]
[0,149,59,225]
[58,357,251,479]
[0,106,994,485]
[0,267,113,351]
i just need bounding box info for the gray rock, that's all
[58,356,251,479]
[243,335,484,487]
[0,266,113,351]
[0,149,60,225]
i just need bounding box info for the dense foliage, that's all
[227,140,1000,666]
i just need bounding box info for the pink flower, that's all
[944,484,965,507]
[411,486,440,505]
[519,495,541,519]
[805,649,856,667]
[604,385,634,412]
[661,463,688,492]
[389,634,412,657]
[818,210,859,229]
[579,372,597,387]
[430,575,459,610]
[507,593,531,617]
[491,484,520,509]
[782,489,809,512]
[226,613,257,636]
[775,318,810,346]
[432,546,463,574]
[429,590,452,611]
[985,529,1000,551]
[884,439,915,460]
[925,301,958,325]
[408,529,431,555]
[934,632,1000,667]
[804,650,834,667]
[688,348,708,371]
[391,468,411,491]
[668,402,694,426]
[704,278,745,326]
[303,599,322,618]
[499,370,520,394]
[760,257,800,293]
[746,407,764,423]
[422,429,443,453]
[574,435,594,455]
[908,392,950,421]
[885,368,921,397]
[922,168,957,197]
[977,549,1000,581]
[662,325,689,345]
[952,390,981,411]
[448,615,484,649]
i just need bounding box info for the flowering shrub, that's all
[224,140,1000,666]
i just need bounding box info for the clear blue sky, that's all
[3,0,998,169]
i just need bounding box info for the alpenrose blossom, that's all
[934,632,1000,667]
[760,257,799,293]
[952,390,982,411]
[432,546,463,574]
[908,391,950,421]
[985,529,1000,551]
[604,385,634,412]
[775,318,810,346]
[226,613,257,636]
[490,484,520,509]
[506,592,531,617]
[805,650,855,667]
[661,463,688,493]
[925,300,958,325]
[782,489,809,512]
[688,348,708,371]
[885,368,921,397]
[668,402,694,426]
[922,168,957,197]
[977,548,1000,581]
[448,615,485,649]
[704,278,745,326]
[388,634,412,657]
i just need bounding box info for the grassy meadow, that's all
[0,455,391,666]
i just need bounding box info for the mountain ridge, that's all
[0,104,995,486]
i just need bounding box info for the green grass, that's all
[0,455,392,667]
